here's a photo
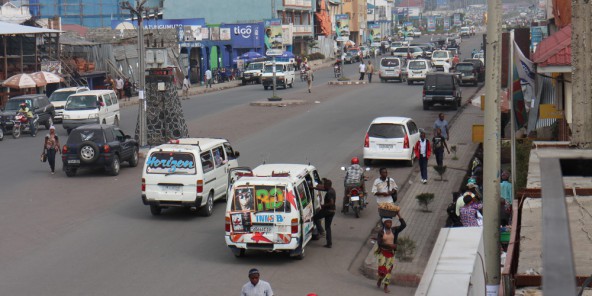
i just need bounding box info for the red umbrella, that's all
[31,71,65,84]
[2,73,46,89]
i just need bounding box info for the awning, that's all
[0,20,61,35]
[532,24,571,71]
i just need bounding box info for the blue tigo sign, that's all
[111,18,205,30]
[146,152,196,174]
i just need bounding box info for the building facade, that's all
[342,0,366,44]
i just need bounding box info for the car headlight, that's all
[64,114,70,119]
[88,113,98,119]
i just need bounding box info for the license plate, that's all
[379,144,394,149]
[68,159,80,164]
[250,225,273,233]
[162,185,181,192]
[413,71,422,74]
[350,196,360,201]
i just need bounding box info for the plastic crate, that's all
[500,231,510,243]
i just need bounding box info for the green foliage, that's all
[450,145,458,160]
[433,165,447,181]
[395,236,416,262]
[415,193,435,211]
[515,139,532,195]
[337,76,350,81]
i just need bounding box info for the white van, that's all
[225,164,323,259]
[141,138,240,216]
[378,57,403,82]
[261,62,296,90]
[406,59,433,85]
[431,50,452,71]
[48,86,90,122]
[62,90,120,134]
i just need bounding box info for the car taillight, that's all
[103,144,111,153]
[403,134,410,149]
[196,180,203,193]
[364,133,369,148]
[225,216,231,232]
[62,145,68,154]
[141,178,145,192]
[169,139,180,144]
[291,218,299,234]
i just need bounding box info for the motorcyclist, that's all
[342,157,365,211]
[471,49,477,57]
[17,102,35,136]
[334,58,342,73]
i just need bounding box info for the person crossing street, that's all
[359,62,366,81]
[366,61,374,83]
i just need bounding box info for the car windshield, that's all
[65,95,99,110]
[348,50,358,54]
[457,64,473,71]
[49,91,75,102]
[409,61,427,69]
[432,51,448,58]
[381,59,399,67]
[231,185,290,212]
[263,65,285,73]
[368,123,406,139]
[4,99,31,111]
[67,129,105,144]
[246,63,263,70]
[394,48,410,53]
[391,42,403,47]
[146,152,197,175]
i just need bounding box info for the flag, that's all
[512,41,534,130]
[512,64,528,130]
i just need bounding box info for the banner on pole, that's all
[335,14,350,42]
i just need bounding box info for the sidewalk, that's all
[362,98,484,287]
[118,58,335,108]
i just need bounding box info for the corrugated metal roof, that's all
[532,25,571,67]
[0,20,61,35]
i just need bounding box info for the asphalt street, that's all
[0,34,483,296]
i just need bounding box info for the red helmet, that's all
[351,157,359,164]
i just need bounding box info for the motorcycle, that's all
[340,166,370,218]
[12,112,39,139]
[0,119,4,141]
[334,64,341,78]
[300,68,307,82]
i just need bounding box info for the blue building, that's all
[28,0,162,28]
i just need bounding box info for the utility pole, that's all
[121,0,148,147]
[571,0,592,148]
[483,0,502,293]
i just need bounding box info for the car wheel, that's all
[363,159,372,166]
[150,205,162,216]
[233,248,246,258]
[407,155,415,167]
[78,141,100,164]
[293,241,305,260]
[473,81,478,86]
[423,102,430,110]
[102,119,106,124]
[241,80,247,86]
[407,80,413,85]
[257,77,262,84]
[45,117,53,130]
[452,101,458,110]
[64,166,77,177]
[108,155,120,176]
[114,116,119,127]
[0,128,3,141]
[264,86,268,90]
[199,192,214,216]
[129,148,139,167]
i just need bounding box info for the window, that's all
[32,99,40,109]
[407,121,419,135]
[104,128,115,142]
[368,124,406,139]
[200,151,215,173]
[103,94,112,106]
[224,143,237,160]
[113,129,125,142]
[381,59,399,67]
[212,146,226,167]
[110,93,118,105]
[296,182,311,209]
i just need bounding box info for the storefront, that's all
[223,23,265,65]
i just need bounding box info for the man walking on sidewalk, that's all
[372,168,398,207]
[432,127,450,168]
[359,62,366,81]
[414,130,431,184]
[205,69,212,88]
[306,66,314,93]
[182,75,190,100]
[366,61,374,83]
[433,113,450,140]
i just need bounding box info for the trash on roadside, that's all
[315,101,320,104]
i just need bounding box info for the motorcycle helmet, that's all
[20,102,27,108]
[351,157,359,165]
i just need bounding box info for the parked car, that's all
[454,62,479,86]
[378,57,403,82]
[391,46,424,59]
[261,62,295,90]
[62,90,120,135]
[241,61,265,85]
[49,86,90,122]
[0,94,55,132]
[406,59,433,85]
[422,73,463,110]
[463,58,485,82]
[363,117,421,167]
[62,124,139,177]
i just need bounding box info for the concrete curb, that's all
[328,80,368,85]
[249,99,306,107]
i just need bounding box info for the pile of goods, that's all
[378,203,400,217]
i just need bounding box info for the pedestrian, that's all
[366,61,374,83]
[104,75,116,92]
[205,69,212,88]
[123,78,132,101]
[240,268,274,296]
[182,75,191,100]
[306,66,314,93]
[359,62,366,81]
[43,126,60,174]
[372,168,398,208]
[442,60,451,73]
[414,130,431,184]
[432,127,450,168]
[500,171,513,223]
[313,178,336,248]
[433,113,450,140]
[459,193,483,227]
[376,213,406,294]
[115,76,124,99]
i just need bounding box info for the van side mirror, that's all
[234,151,240,158]
[125,135,131,139]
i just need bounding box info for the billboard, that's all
[427,17,436,32]
[112,18,205,30]
[443,17,450,31]
[453,13,461,26]
[226,23,264,49]
[335,14,350,42]
[369,23,381,42]
[264,18,283,55]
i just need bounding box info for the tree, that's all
[415,193,435,211]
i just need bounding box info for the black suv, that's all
[62,124,139,177]
[0,94,55,131]
[422,73,463,110]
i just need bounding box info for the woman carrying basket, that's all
[376,212,406,293]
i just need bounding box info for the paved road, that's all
[0,35,482,296]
